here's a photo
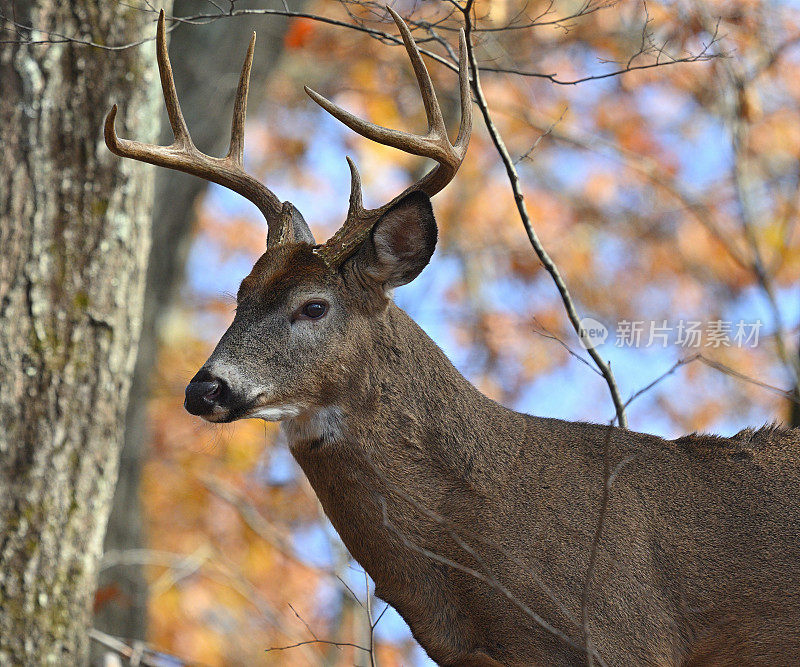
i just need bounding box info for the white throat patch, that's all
[284,406,345,448]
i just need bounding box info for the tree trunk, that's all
[0,1,161,662]
[96,0,299,642]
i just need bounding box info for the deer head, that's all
[106,9,471,425]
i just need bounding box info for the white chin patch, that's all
[248,405,302,422]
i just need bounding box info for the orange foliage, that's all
[284,18,316,50]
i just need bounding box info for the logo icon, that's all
[578,317,608,350]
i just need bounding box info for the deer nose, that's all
[185,370,226,416]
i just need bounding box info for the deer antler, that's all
[305,7,472,268]
[105,10,294,242]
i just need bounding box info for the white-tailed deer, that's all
[107,10,800,666]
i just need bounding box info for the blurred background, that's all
[91,0,800,664]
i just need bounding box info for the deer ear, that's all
[267,204,315,246]
[357,191,437,289]
[288,207,316,244]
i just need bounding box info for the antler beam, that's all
[105,10,286,233]
[305,7,473,268]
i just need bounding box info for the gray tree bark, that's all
[0,1,162,662]
[95,0,300,643]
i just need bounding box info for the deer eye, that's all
[301,301,328,320]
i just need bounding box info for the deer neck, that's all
[284,302,531,577]
[286,302,519,478]
[283,303,536,656]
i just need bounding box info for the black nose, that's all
[185,369,226,416]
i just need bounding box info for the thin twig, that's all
[623,355,701,410]
[514,106,567,165]
[622,352,800,419]
[199,474,337,576]
[265,638,373,653]
[691,2,800,387]
[89,629,196,667]
[288,603,318,640]
[530,317,602,376]
[512,108,753,271]
[378,498,607,664]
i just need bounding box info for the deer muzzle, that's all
[185,368,228,418]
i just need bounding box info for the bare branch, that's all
[622,352,800,418]
[89,629,195,667]
[690,2,800,387]
[265,638,373,654]
[696,354,799,403]
[1,3,718,87]
[460,4,628,427]
[514,106,567,165]
[530,317,602,377]
[623,355,701,410]
[288,603,318,641]
[199,475,298,561]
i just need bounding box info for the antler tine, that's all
[454,28,472,155]
[302,89,446,162]
[386,6,446,139]
[344,156,366,220]
[104,10,284,230]
[307,7,473,268]
[227,31,256,165]
[156,9,191,147]
[304,9,462,168]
